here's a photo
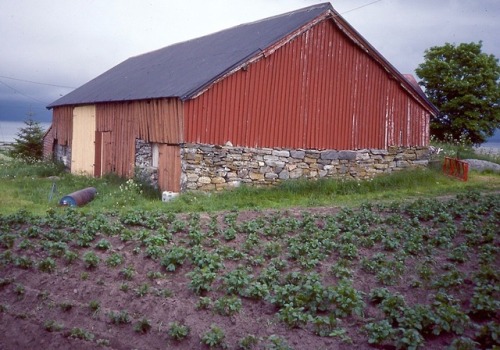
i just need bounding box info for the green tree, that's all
[415,41,500,144]
[9,119,45,162]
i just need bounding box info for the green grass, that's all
[0,154,499,215]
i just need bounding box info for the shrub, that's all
[8,119,44,162]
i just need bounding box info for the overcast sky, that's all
[1,0,499,122]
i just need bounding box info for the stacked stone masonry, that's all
[135,139,158,189]
[180,143,430,191]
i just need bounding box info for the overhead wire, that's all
[0,74,76,89]
[339,0,383,15]
[0,79,48,104]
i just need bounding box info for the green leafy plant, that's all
[186,267,217,295]
[69,327,94,341]
[119,283,129,292]
[213,296,242,316]
[266,335,293,350]
[108,310,131,325]
[38,257,56,273]
[161,246,187,272]
[277,304,310,328]
[106,252,124,267]
[59,301,73,312]
[238,334,258,350]
[88,300,100,313]
[134,318,152,333]
[135,283,149,297]
[474,321,500,349]
[14,283,25,298]
[221,266,252,295]
[364,319,394,345]
[83,251,100,269]
[448,337,479,350]
[201,324,226,348]
[120,265,135,280]
[394,327,424,350]
[14,255,33,269]
[312,314,339,337]
[195,296,212,310]
[167,321,190,341]
[44,319,64,332]
[63,250,79,264]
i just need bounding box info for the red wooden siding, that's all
[95,99,183,178]
[94,131,112,177]
[184,19,430,149]
[51,106,73,146]
[42,126,54,158]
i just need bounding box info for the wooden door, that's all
[71,105,96,175]
[158,144,181,192]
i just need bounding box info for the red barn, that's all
[46,3,437,192]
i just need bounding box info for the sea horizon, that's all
[0,120,51,144]
[1,119,499,150]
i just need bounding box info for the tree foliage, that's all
[416,41,500,144]
[9,119,45,162]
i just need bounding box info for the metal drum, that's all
[59,187,97,207]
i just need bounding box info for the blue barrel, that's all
[59,187,97,207]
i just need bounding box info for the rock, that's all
[463,159,500,172]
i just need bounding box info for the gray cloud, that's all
[1,0,498,122]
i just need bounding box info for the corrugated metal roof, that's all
[48,3,332,108]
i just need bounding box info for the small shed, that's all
[46,3,437,192]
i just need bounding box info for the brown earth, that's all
[0,196,498,350]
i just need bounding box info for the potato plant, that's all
[0,190,498,349]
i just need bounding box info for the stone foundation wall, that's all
[54,143,71,168]
[135,139,158,188]
[181,143,429,191]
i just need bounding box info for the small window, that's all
[152,143,159,168]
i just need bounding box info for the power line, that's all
[0,75,76,89]
[0,79,48,104]
[340,0,383,15]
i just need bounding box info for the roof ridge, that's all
[130,3,333,61]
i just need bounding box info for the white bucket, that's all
[162,191,179,202]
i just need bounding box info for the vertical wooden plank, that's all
[94,131,102,177]
[158,144,181,192]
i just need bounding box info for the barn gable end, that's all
[184,18,431,150]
